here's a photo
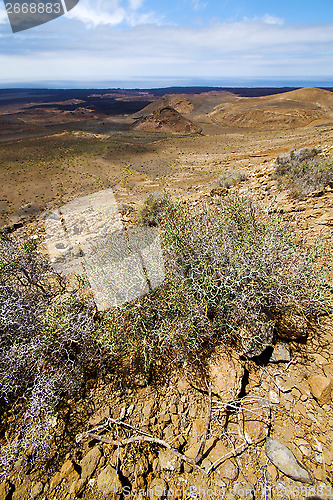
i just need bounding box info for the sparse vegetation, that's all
[274,146,333,197]
[135,192,171,226]
[0,193,332,475]
[218,168,248,189]
[0,235,100,476]
[102,194,331,364]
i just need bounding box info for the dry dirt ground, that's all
[1,88,333,499]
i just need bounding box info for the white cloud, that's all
[65,0,160,28]
[66,0,126,27]
[1,17,333,82]
[191,0,207,11]
[128,0,144,11]
[262,14,284,26]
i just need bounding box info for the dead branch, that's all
[206,441,248,476]
[76,432,202,470]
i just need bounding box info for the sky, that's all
[1,0,333,87]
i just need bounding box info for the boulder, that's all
[80,446,102,481]
[97,465,122,496]
[265,437,312,484]
[269,342,291,363]
[274,312,308,340]
[239,321,274,358]
[308,375,332,406]
[207,347,244,401]
[238,397,270,444]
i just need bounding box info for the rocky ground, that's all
[1,89,333,499]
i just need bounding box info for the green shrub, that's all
[99,194,331,363]
[274,147,333,197]
[136,192,171,226]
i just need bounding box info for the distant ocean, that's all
[1,77,333,89]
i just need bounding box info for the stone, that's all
[274,312,308,340]
[322,363,333,380]
[291,388,301,400]
[50,460,80,491]
[163,424,175,440]
[207,347,244,401]
[269,390,279,404]
[201,458,212,472]
[323,447,333,466]
[158,449,181,472]
[169,404,177,414]
[274,375,294,393]
[171,414,181,429]
[269,342,291,363]
[88,406,110,427]
[238,397,270,444]
[240,321,274,358]
[265,437,312,484]
[96,465,122,496]
[12,484,30,500]
[30,482,43,498]
[80,446,102,481]
[69,478,87,497]
[206,440,229,463]
[232,483,254,500]
[308,375,332,406]
[149,478,168,499]
[9,202,41,227]
[142,400,155,418]
[219,460,239,481]
[210,187,228,197]
[185,440,201,460]
[160,413,171,424]
[191,417,206,439]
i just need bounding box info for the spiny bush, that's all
[218,168,248,189]
[135,192,172,226]
[99,194,331,363]
[0,235,100,477]
[274,146,333,198]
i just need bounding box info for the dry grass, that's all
[274,147,333,198]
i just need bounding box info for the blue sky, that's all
[1,0,333,87]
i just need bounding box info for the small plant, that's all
[218,168,248,189]
[274,146,333,198]
[136,192,172,226]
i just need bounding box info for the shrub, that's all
[0,235,100,477]
[99,194,331,363]
[218,168,248,189]
[136,192,172,226]
[274,147,333,197]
